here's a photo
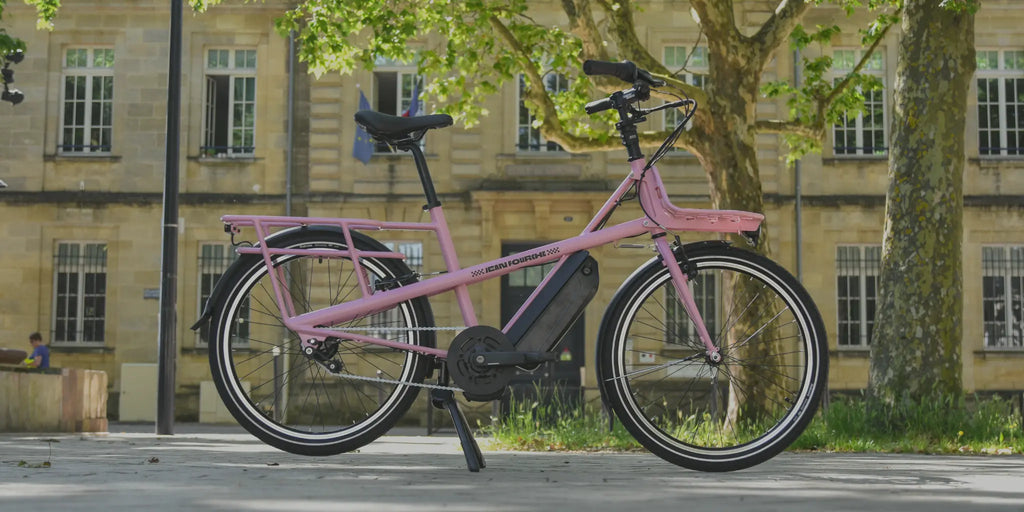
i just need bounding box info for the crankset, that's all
[446,326,556,401]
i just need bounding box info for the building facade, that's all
[1,0,1022,421]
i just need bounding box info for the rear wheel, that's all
[597,243,827,471]
[208,229,434,456]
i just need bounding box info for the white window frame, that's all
[517,73,568,152]
[52,241,107,345]
[981,245,1024,349]
[203,48,257,158]
[662,45,707,130]
[371,68,423,152]
[665,273,719,346]
[836,245,881,348]
[976,49,1024,157]
[832,49,887,157]
[196,242,247,347]
[367,242,425,342]
[59,47,114,154]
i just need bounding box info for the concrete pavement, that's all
[1,423,1023,511]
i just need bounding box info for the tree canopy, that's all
[187,0,899,163]
[0,0,60,55]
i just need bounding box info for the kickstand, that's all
[430,388,485,472]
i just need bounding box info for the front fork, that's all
[652,235,722,363]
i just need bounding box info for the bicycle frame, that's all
[222,159,763,361]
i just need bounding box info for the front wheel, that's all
[597,242,827,471]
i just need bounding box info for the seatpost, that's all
[401,142,442,210]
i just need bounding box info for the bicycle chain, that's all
[329,370,464,392]
[336,326,466,332]
[316,325,468,391]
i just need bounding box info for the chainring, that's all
[447,325,515,402]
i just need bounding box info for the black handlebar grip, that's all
[584,97,614,115]
[582,60,637,84]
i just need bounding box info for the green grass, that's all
[791,393,1024,454]
[482,392,642,452]
[485,391,1024,455]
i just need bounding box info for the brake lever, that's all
[636,68,665,87]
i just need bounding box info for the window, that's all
[833,49,887,157]
[52,242,107,344]
[977,50,1024,156]
[382,241,424,273]
[836,245,881,347]
[663,45,707,130]
[982,246,1023,348]
[517,73,567,152]
[367,242,424,341]
[197,243,247,346]
[60,48,114,154]
[665,273,718,346]
[203,49,256,157]
[373,70,422,152]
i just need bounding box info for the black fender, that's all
[189,225,392,335]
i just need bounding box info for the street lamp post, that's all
[157,0,183,435]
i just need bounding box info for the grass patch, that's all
[486,391,1024,455]
[792,393,1024,455]
[481,391,641,452]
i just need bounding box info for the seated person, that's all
[24,332,50,369]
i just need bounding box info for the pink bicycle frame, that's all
[222,159,763,360]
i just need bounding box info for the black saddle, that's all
[355,110,453,143]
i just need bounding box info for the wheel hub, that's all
[705,349,723,365]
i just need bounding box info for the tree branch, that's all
[560,0,610,62]
[595,0,665,75]
[751,0,812,69]
[690,0,741,46]
[822,12,898,109]
[594,0,706,103]
[549,129,697,154]
[755,119,823,139]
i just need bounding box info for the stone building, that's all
[0,0,1021,422]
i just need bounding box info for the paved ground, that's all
[1,423,1023,511]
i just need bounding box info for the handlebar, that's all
[581,60,696,164]
[583,59,665,87]
[581,60,675,116]
[583,60,638,83]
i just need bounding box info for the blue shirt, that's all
[30,345,50,369]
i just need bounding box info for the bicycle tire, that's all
[597,242,827,471]
[208,228,435,456]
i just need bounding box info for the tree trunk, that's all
[690,31,782,425]
[868,1,975,407]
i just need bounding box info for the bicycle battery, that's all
[506,250,599,353]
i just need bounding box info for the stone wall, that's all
[0,367,108,432]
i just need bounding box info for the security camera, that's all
[2,88,24,105]
[4,50,24,64]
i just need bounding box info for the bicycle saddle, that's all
[355,110,453,142]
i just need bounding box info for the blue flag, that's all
[353,89,373,164]
[402,79,419,117]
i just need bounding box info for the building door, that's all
[500,243,586,411]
